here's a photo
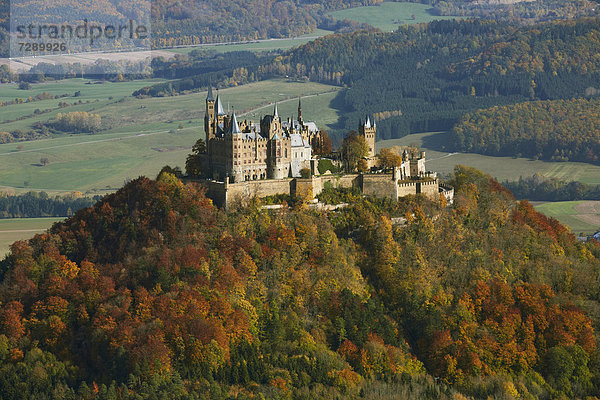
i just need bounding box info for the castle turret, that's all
[229,112,242,135]
[216,94,226,116]
[298,97,303,125]
[359,115,376,158]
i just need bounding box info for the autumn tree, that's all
[378,148,403,170]
[342,131,369,172]
[313,130,333,155]
[185,138,206,178]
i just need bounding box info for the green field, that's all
[166,29,333,55]
[0,217,64,257]
[377,132,600,185]
[0,78,341,194]
[534,201,600,236]
[328,2,459,32]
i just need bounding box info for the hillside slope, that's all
[0,169,599,398]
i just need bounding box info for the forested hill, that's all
[152,0,383,47]
[269,18,600,139]
[0,168,600,398]
[451,98,600,164]
[0,0,377,57]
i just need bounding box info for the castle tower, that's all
[228,112,243,182]
[205,87,216,140]
[297,97,303,125]
[267,131,285,179]
[359,115,376,158]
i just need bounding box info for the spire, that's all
[229,112,242,134]
[297,97,302,121]
[206,86,214,101]
[365,115,372,129]
[216,94,226,115]
[273,102,279,118]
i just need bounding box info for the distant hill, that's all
[268,17,600,140]
[452,98,600,163]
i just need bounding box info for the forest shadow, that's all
[421,131,454,152]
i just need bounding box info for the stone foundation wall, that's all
[362,174,399,200]
[191,173,449,209]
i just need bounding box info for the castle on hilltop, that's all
[194,88,453,209]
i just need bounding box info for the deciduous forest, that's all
[272,18,600,140]
[451,98,600,164]
[0,168,599,399]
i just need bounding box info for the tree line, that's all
[0,191,101,218]
[503,174,600,201]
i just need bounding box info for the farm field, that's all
[534,201,600,236]
[0,217,64,257]
[165,29,333,55]
[377,132,600,185]
[0,78,341,193]
[328,2,459,32]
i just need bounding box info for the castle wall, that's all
[362,174,398,200]
[418,179,439,200]
[194,174,451,210]
[197,180,228,208]
[320,174,361,191]
[292,178,316,199]
[397,181,418,198]
[227,179,292,208]
[439,183,454,204]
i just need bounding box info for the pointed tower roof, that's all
[206,86,214,101]
[273,103,279,118]
[365,116,372,129]
[229,112,242,134]
[216,95,226,115]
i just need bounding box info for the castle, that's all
[203,88,328,182]
[195,88,453,209]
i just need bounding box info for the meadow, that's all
[0,217,64,257]
[327,2,459,32]
[0,78,341,193]
[534,201,600,236]
[377,132,600,185]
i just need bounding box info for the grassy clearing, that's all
[166,29,333,55]
[0,217,64,257]
[0,79,167,131]
[0,78,341,193]
[377,131,600,185]
[328,2,459,32]
[534,201,600,236]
